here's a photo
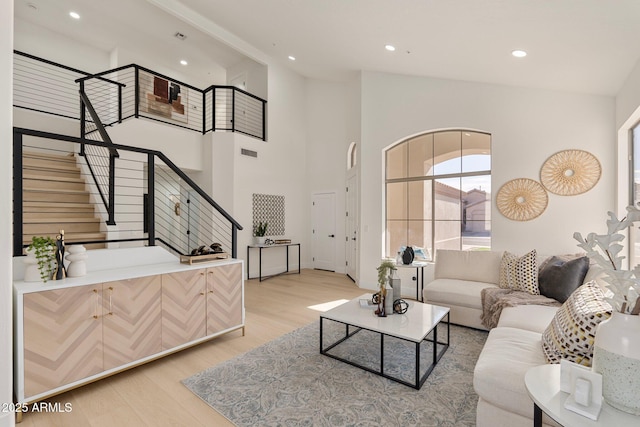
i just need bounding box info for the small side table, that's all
[525,364,640,427]
[394,261,430,302]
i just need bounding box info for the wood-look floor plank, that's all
[18,269,363,426]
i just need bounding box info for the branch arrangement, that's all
[574,206,640,315]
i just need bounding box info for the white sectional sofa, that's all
[423,249,595,427]
[424,249,502,330]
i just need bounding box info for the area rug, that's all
[183,320,488,426]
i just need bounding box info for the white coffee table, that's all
[319,293,450,389]
[525,364,640,427]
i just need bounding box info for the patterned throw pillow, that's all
[541,281,612,366]
[499,249,539,294]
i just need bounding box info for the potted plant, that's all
[374,260,397,316]
[26,236,56,282]
[253,221,268,245]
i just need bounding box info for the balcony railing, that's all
[13,50,267,140]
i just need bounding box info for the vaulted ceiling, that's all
[14,0,640,96]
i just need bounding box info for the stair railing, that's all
[13,127,243,258]
[79,88,119,225]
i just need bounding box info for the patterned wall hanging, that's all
[496,178,548,221]
[540,149,601,196]
[252,194,285,236]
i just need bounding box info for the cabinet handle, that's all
[93,289,99,319]
[200,272,205,276]
[200,291,205,296]
[108,287,114,315]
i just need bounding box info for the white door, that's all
[345,174,358,281]
[312,193,336,271]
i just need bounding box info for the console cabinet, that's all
[161,263,243,348]
[14,249,244,407]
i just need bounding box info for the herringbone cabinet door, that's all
[161,269,207,349]
[23,286,103,397]
[207,263,242,335]
[102,276,162,370]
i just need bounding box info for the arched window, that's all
[385,130,491,260]
[347,142,357,169]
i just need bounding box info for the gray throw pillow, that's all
[538,256,590,303]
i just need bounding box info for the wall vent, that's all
[241,148,258,158]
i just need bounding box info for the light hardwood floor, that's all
[17,269,365,426]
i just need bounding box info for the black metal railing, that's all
[13,50,267,140]
[13,127,242,258]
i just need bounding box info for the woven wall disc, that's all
[540,149,601,196]
[496,178,548,221]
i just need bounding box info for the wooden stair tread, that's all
[23,187,90,195]
[23,174,85,184]
[23,217,101,224]
[23,151,77,161]
[23,201,95,208]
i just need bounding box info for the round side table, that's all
[525,364,640,427]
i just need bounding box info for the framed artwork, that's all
[139,71,188,123]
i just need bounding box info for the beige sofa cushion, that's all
[434,249,502,285]
[425,278,498,310]
[497,305,558,333]
[473,327,548,419]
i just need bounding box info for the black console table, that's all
[246,243,301,281]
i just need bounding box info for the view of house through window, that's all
[385,130,491,260]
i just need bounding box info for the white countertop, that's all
[13,246,242,293]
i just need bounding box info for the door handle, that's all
[352,237,356,241]
[328,234,335,238]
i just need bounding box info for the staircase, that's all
[22,151,106,249]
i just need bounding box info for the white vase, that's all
[384,285,394,315]
[66,245,88,277]
[389,270,401,303]
[254,236,266,245]
[23,249,41,282]
[592,311,640,415]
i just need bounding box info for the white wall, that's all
[235,61,309,277]
[358,71,616,289]
[14,18,110,73]
[305,79,352,273]
[226,58,268,100]
[1,3,14,427]
[616,58,640,130]
[108,119,205,171]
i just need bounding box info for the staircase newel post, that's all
[107,152,116,226]
[202,90,206,134]
[118,84,123,124]
[147,153,155,247]
[262,99,267,141]
[231,224,238,259]
[13,129,24,257]
[134,66,140,119]
[212,87,216,132]
[231,88,236,133]
[79,81,86,156]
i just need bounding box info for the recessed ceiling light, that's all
[180,60,188,66]
[511,50,527,58]
[69,11,80,19]
[288,55,296,61]
[385,45,396,52]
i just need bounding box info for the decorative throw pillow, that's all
[538,256,590,303]
[541,281,612,366]
[499,249,539,294]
